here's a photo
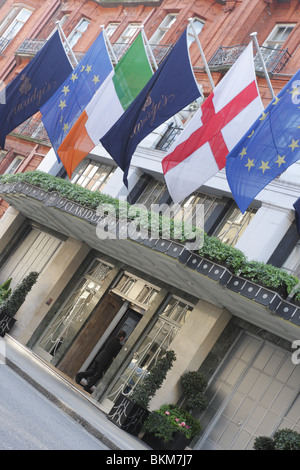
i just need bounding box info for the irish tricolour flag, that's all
[57,33,153,178]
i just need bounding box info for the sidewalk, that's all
[3,335,151,451]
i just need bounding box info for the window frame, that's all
[149,13,178,45]
[0,6,33,43]
[263,23,296,50]
[67,17,90,49]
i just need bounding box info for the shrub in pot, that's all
[179,371,208,413]
[253,429,300,450]
[108,350,176,436]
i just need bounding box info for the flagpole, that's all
[188,18,215,90]
[140,25,158,71]
[250,32,276,100]
[101,25,118,64]
[56,21,78,67]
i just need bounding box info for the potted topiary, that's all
[0,272,39,337]
[107,350,176,436]
[179,371,208,413]
[253,429,300,451]
[142,403,201,450]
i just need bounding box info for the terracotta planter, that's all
[142,431,191,450]
[107,394,149,437]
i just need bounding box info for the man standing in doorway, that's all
[75,330,126,394]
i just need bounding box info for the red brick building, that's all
[0,0,298,218]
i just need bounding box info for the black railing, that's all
[0,37,11,54]
[208,43,291,74]
[156,125,183,151]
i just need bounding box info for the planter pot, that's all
[0,312,16,337]
[142,431,191,451]
[107,394,149,437]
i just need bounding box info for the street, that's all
[0,364,108,450]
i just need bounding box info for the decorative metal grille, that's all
[105,297,193,403]
[0,37,11,54]
[37,260,112,360]
[208,43,291,74]
[156,125,183,151]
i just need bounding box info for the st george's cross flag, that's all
[41,31,113,161]
[100,28,202,187]
[226,68,300,213]
[57,33,153,178]
[0,31,72,149]
[162,42,264,203]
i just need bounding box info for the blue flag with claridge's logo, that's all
[100,28,202,187]
[41,31,113,161]
[0,31,72,150]
[226,69,300,214]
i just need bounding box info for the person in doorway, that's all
[75,330,126,394]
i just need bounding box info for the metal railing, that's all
[12,117,50,144]
[16,37,172,67]
[0,37,11,54]
[208,43,291,74]
[156,124,183,151]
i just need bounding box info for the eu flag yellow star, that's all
[289,139,299,151]
[275,155,286,167]
[58,100,67,110]
[245,158,255,171]
[259,160,270,174]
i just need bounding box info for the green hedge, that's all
[0,171,298,296]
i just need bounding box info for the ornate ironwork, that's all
[0,37,11,54]
[12,118,50,143]
[208,43,291,74]
[156,124,183,151]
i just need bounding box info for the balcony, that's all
[207,44,291,74]
[11,117,50,145]
[0,37,11,54]
[16,38,172,67]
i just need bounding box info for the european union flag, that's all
[0,31,72,149]
[100,28,201,187]
[41,31,113,161]
[226,69,300,214]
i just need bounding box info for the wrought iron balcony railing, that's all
[208,43,291,74]
[16,38,172,67]
[12,117,50,144]
[156,124,183,151]
[0,37,11,54]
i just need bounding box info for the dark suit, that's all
[76,336,122,389]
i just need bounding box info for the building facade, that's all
[0,0,300,450]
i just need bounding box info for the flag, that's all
[100,28,202,187]
[226,69,300,214]
[41,31,113,161]
[0,31,72,149]
[294,198,300,237]
[162,42,263,203]
[57,33,153,178]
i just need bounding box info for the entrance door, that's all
[196,332,300,450]
[57,293,124,378]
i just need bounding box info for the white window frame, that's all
[263,23,296,50]
[4,155,24,174]
[67,18,90,49]
[149,13,177,45]
[187,18,205,46]
[0,6,33,42]
[105,22,120,38]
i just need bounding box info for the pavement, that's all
[2,334,151,451]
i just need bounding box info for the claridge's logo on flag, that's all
[0,31,72,149]
[226,68,300,214]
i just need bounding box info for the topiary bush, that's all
[253,429,300,450]
[0,279,12,306]
[180,371,208,412]
[0,272,39,317]
[130,350,176,409]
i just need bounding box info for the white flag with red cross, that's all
[162,42,264,204]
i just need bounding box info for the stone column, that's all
[0,207,25,257]
[150,300,232,410]
[12,237,90,344]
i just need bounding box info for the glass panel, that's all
[71,159,114,192]
[105,296,193,402]
[214,205,257,246]
[136,179,166,208]
[3,8,32,41]
[37,260,112,362]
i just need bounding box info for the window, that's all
[113,23,140,57]
[264,24,295,50]
[149,14,177,45]
[105,23,120,38]
[67,18,90,49]
[187,18,204,46]
[4,155,24,174]
[136,179,166,209]
[214,205,257,246]
[70,159,115,192]
[173,191,224,230]
[261,24,295,69]
[0,7,32,43]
